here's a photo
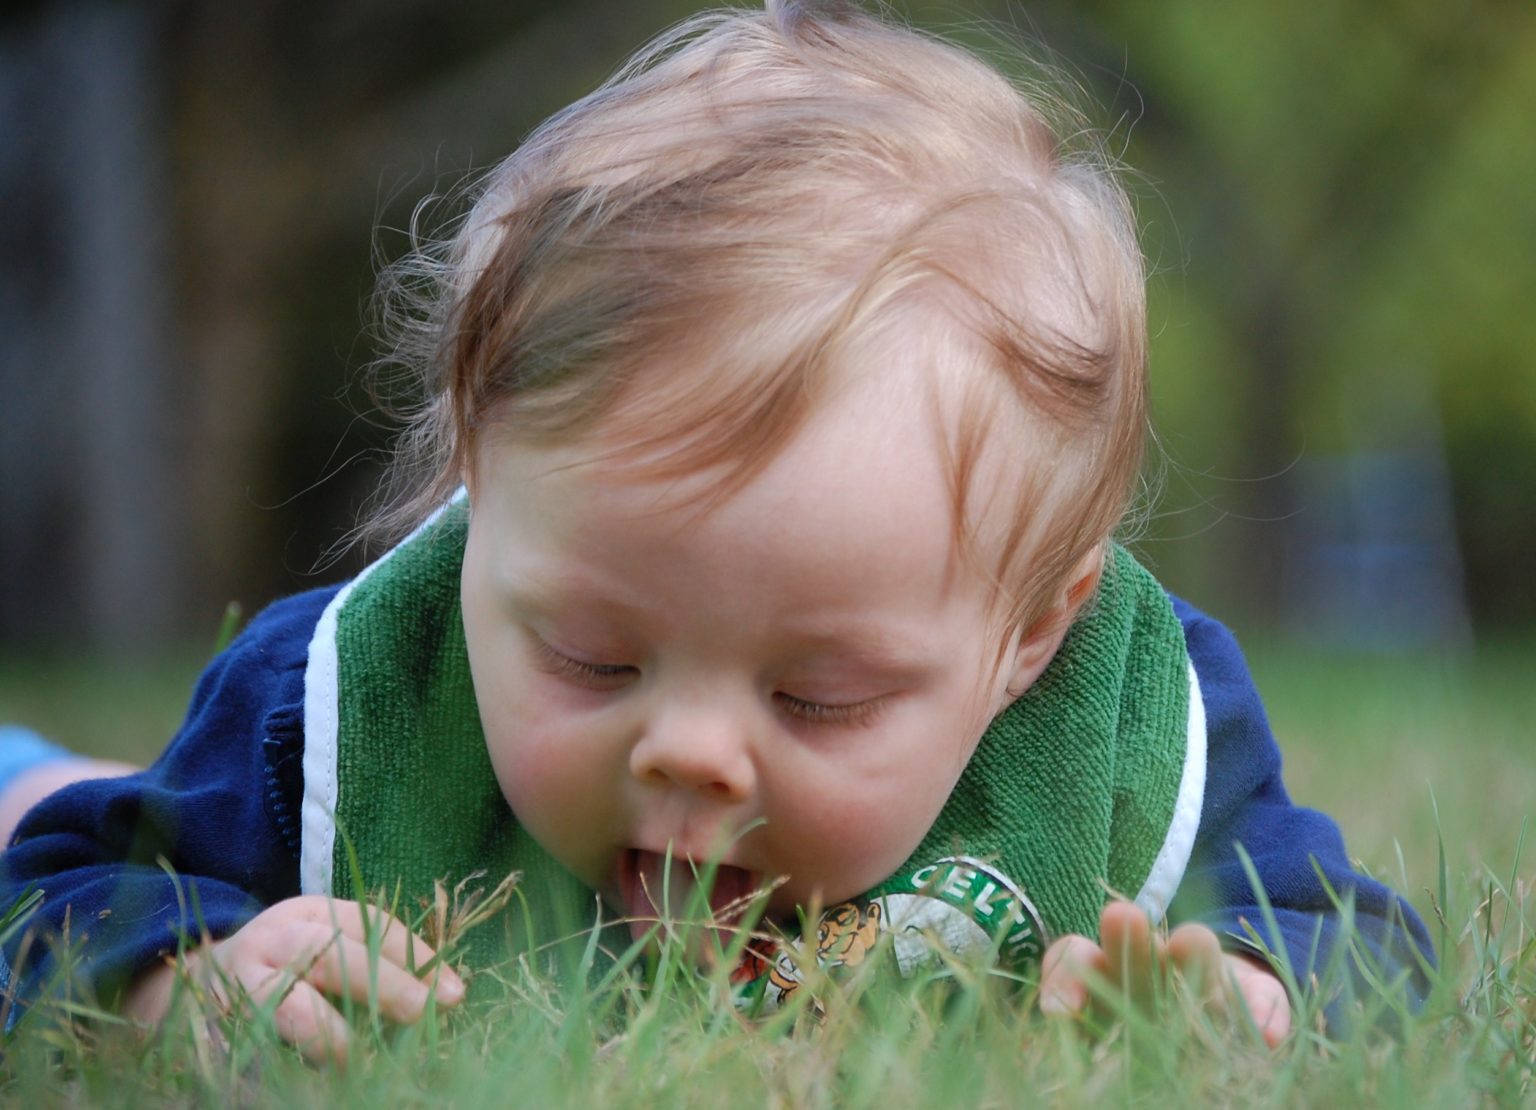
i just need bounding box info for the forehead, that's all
[475,306,1043,586]
[470,349,999,613]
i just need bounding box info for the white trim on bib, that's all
[299,492,466,895]
[1132,660,1207,922]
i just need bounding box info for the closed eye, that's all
[773,692,886,729]
[532,638,637,689]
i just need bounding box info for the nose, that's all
[629,708,757,803]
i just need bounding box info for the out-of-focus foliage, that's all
[1078,0,1536,626]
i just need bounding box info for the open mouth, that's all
[617,848,764,944]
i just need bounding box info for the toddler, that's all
[1,0,1430,1062]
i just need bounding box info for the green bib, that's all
[299,497,1205,981]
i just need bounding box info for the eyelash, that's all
[533,638,886,727]
[774,693,887,729]
[532,640,636,686]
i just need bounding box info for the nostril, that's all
[642,770,739,800]
[630,726,754,799]
[635,761,750,802]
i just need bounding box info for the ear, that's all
[461,447,477,499]
[461,445,481,502]
[1001,545,1104,701]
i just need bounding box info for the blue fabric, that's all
[0,588,330,1014]
[0,584,1435,1029]
[1165,599,1434,1030]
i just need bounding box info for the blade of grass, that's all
[210,601,244,657]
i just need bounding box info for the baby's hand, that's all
[123,895,465,1065]
[1038,900,1291,1048]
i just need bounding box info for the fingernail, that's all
[436,969,465,1005]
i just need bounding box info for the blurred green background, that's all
[2,0,1533,657]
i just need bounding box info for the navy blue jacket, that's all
[0,587,1434,1024]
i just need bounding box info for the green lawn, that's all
[0,639,1532,1105]
[0,649,208,768]
[1246,640,1535,915]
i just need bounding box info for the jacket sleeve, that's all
[1167,596,1436,1027]
[0,586,337,1017]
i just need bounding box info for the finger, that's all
[1039,934,1106,1016]
[291,899,444,977]
[279,930,439,1024]
[122,959,181,1025]
[1227,956,1293,1048]
[284,898,464,1003]
[1165,922,1226,1006]
[1098,901,1160,1005]
[271,979,352,1068]
[235,922,430,1023]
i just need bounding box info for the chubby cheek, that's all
[772,697,994,909]
[762,755,963,911]
[479,688,623,882]
[485,721,563,822]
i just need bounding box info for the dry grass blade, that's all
[415,869,523,973]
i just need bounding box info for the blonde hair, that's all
[368,0,1146,634]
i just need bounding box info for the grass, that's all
[1,638,1533,1105]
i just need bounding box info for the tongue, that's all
[626,850,758,942]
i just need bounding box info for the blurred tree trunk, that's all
[0,4,184,655]
[66,5,184,653]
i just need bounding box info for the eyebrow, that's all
[494,567,653,619]
[497,570,941,676]
[769,622,938,677]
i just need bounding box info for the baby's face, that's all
[460,371,1044,939]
